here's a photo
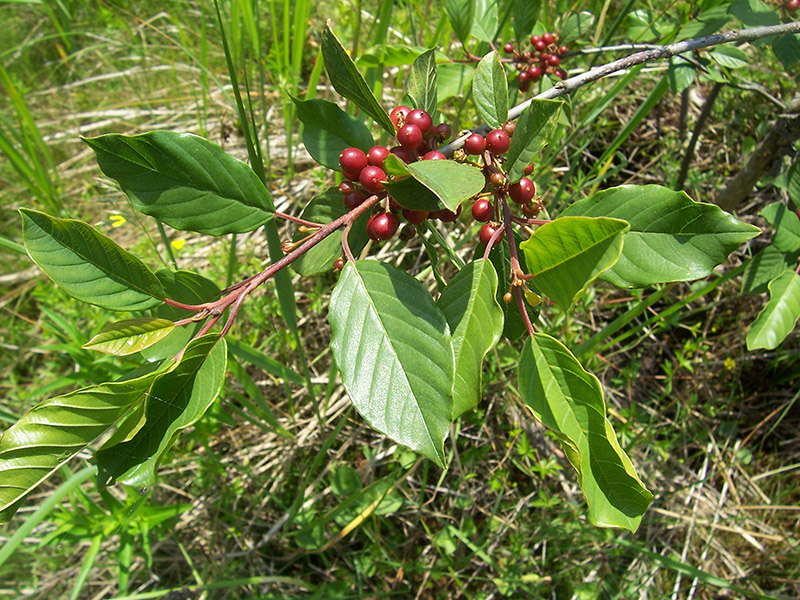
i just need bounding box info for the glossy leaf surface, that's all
[329,261,454,466]
[473,51,507,128]
[84,132,273,235]
[83,318,175,356]
[520,217,629,310]
[746,270,800,350]
[437,259,503,418]
[562,185,761,287]
[293,98,374,170]
[470,0,498,41]
[20,209,164,311]
[518,334,652,531]
[406,49,438,117]
[96,335,227,486]
[444,0,474,43]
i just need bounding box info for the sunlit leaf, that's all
[746,270,800,350]
[83,318,175,356]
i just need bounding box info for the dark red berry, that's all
[508,177,535,203]
[339,181,355,195]
[333,257,346,271]
[479,222,501,246]
[464,133,486,155]
[490,172,506,188]
[435,122,452,140]
[486,129,511,155]
[548,55,560,67]
[534,39,546,52]
[518,79,530,93]
[389,145,415,163]
[503,42,515,54]
[367,212,399,241]
[407,109,433,135]
[435,206,461,222]
[367,145,390,167]
[787,0,800,11]
[344,190,366,209]
[527,66,542,80]
[403,208,428,224]
[523,163,534,176]
[415,138,431,154]
[359,165,386,194]
[530,35,541,45]
[342,168,361,181]
[390,105,411,129]
[558,45,569,56]
[542,32,554,45]
[397,124,423,150]
[422,150,447,160]
[518,70,531,84]
[555,68,567,80]
[502,121,516,137]
[472,199,493,222]
[339,147,367,173]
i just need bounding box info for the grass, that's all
[1,1,799,599]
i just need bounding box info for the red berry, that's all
[435,122,452,140]
[389,145,415,163]
[342,168,361,181]
[530,35,541,45]
[479,222,501,246]
[422,150,447,160]
[464,133,486,155]
[359,165,386,194]
[415,138,431,154]
[435,206,461,222]
[787,0,800,11]
[390,105,411,129]
[368,145,390,167]
[339,181,355,195]
[339,147,367,173]
[527,66,542,80]
[490,172,506,188]
[503,42,515,54]
[558,45,569,56]
[518,79,530,93]
[397,124,423,150]
[508,178,535,203]
[407,109,433,135]
[534,39,546,52]
[403,208,428,224]
[502,121,516,137]
[542,32,554,45]
[472,199,493,222]
[555,68,567,80]
[518,70,530,84]
[523,163,534,176]
[344,190,366,209]
[548,55,560,67]
[333,257,346,270]
[486,129,511,155]
[367,212,399,241]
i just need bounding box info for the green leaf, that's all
[788,158,800,209]
[291,187,370,276]
[292,98,374,171]
[520,217,629,311]
[760,202,800,253]
[746,270,800,350]
[83,318,176,356]
[470,0,498,42]
[20,209,165,311]
[444,0,474,43]
[437,259,503,419]
[676,6,730,41]
[558,11,595,46]
[771,33,800,68]
[321,24,395,135]
[505,99,562,183]
[141,270,220,361]
[562,185,761,288]
[732,0,779,29]
[328,261,455,467]
[741,245,798,295]
[512,0,541,42]
[472,51,507,128]
[406,49,438,117]
[437,63,475,102]
[96,335,227,486]
[518,334,652,531]
[83,132,273,235]
[0,366,168,523]
[709,45,750,69]
[668,57,695,94]
[405,159,486,211]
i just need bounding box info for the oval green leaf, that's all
[444,0,474,43]
[83,318,176,356]
[83,131,273,235]
[562,185,761,288]
[437,259,503,418]
[518,334,652,531]
[741,245,798,295]
[472,51,507,128]
[406,159,486,211]
[746,270,800,350]
[328,261,455,467]
[406,49,438,117]
[293,97,374,171]
[520,216,630,310]
[505,99,562,183]
[759,201,800,253]
[20,208,165,311]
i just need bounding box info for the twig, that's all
[676,81,724,190]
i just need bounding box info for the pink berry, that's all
[503,42,515,54]
[530,35,541,45]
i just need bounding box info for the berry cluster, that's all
[336,106,457,243]
[786,0,799,11]
[503,31,568,91]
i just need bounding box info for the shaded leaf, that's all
[329,261,454,466]
[746,270,800,350]
[406,49,438,117]
[293,97,374,170]
[559,11,595,46]
[437,259,503,418]
[437,63,474,102]
[83,318,175,356]
[473,51,507,128]
[505,99,562,183]
[512,0,540,42]
[20,209,164,311]
[444,0,474,43]
[321,24,395,135]
[84,132,273,235]
[96,335,227,486]
[760,202,800,253]
[520,216,629,310]
[741,245,798,295]
[470,0,498,42]
[384,157,485,212]
[518,334,652,531]
[562,185,761,287]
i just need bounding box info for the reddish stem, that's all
[500,196,535,337]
